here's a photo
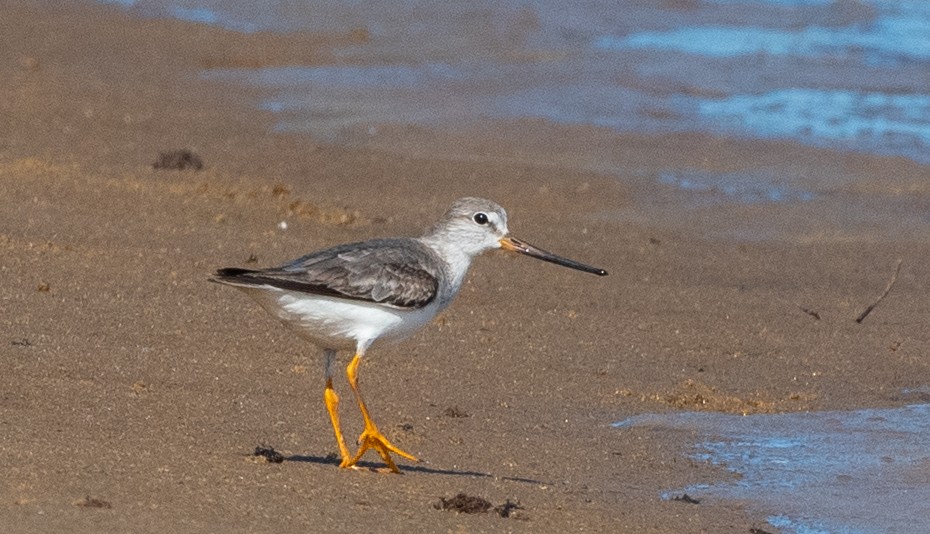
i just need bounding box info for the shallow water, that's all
[102,0,930,164]
[657,169,816,206]
[614,403,930,533]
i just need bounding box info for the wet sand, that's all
[3,1,930,532]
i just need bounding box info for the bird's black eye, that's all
[473,212,489,225]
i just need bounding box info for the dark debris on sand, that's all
[672,493,701,504]
[443,406,470,418]
[74,496,112,509]
[253,444,284,464]
[153,149,204,171]
[435,493,526,519]
[494,499,524,518]
[435,493,492,514]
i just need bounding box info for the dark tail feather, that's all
[214,267,258,278]
[209,267,260,284]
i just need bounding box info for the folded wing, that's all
[211,239,441,309]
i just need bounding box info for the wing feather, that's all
[211,239,441,309]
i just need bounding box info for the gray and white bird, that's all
[211,197,607,472]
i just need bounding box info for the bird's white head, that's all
[422,197,608,278]
[422,197,509,259]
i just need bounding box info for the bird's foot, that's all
[341,425,417,473]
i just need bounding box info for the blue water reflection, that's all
[699,89,930,153]
[658,170,815,204]
[614,404,930,533]
[599,14,930,64]
[101,0,930,163]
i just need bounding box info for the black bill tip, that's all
[500,236,608,276]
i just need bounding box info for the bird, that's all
[210,197,607,472]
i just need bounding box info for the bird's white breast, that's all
[242,286,441,351]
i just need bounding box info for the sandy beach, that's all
[3,1,930,532]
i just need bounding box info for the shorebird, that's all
[211,197,606,472]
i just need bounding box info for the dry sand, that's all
[3,1,930,532]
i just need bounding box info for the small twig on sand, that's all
[855,259,903,324]
[797,305,821,320]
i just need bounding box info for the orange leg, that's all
[324,377,352,465]
[341,353,418,473]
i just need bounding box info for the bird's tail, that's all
[209,267,261,286]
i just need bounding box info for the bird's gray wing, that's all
[211,239,440,309]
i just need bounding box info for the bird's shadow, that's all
[286,453,546,484]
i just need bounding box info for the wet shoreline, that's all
[102,0,930,164]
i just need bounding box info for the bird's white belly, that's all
[243,287,439,351]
